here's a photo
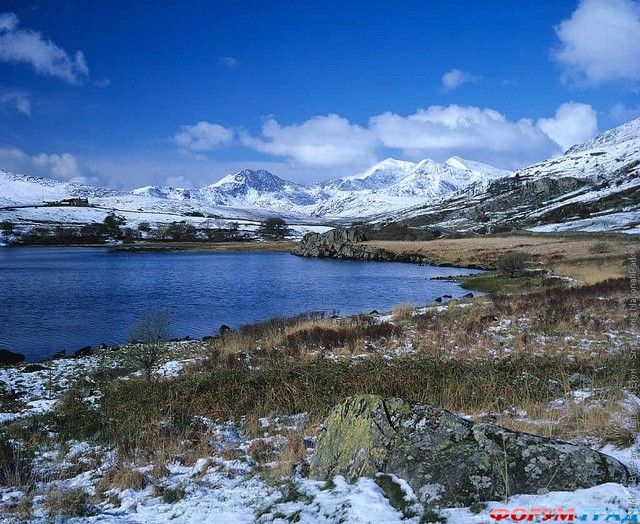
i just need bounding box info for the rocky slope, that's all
[387,117,640,234]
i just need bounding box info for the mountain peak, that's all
[211,169,290,192]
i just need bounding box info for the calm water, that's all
[0,247,481,361]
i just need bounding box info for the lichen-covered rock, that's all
[292,228,369,258]
[309,395,630,508]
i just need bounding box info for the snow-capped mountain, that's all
[130,157,507,219]
[1,117,638,234]
[388,117,640,234]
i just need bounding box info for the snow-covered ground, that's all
[1,291,638,523]
[1,344,637,524]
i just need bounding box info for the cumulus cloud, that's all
[369,105,562,168]
[174,103,599,172]
[536,102,598,151]
[174,121,234,152]
[552,0,640,86]
[0,90,30,115]
[240,114,378,168]
[218,56,238,67]
[0,12,88,84]
[441,68,480,91]
[33,152,81,180]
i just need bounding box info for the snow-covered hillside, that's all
[1,117,638,234]
[388,117,640,234]
[130,157,507,219]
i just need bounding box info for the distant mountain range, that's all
[1,117,639,235]
[130,156,507,218]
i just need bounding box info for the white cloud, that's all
[235,104,600,170]
[609,102,640,123]
[0,145,27,163]
[0,90,30,115]
[218,56,238,67]
[441,68,480,91]
[552,0,640,86]
[33,152,81,180]
[0,12,89,84]
[240,114,378,168]
[174,121,234,153]
[536,102,598,151]
[369,105,561,168]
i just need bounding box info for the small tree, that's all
[128,310,173,381]
[258,217,289,240]
[163,221,197,242]
[104,214,126,237]
[0,220,14,235]
[497,251,531,277]
[137,222,151,233]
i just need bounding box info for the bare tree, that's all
[128,310,173,381]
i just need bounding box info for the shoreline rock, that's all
[293,228,488,269]
[0,348,25,366]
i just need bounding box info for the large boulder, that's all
[0,348,25,366]
[309,395,629,508]
[292,228,369,259]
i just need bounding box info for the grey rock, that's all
[292,228,369,259]
[309,395,629,508]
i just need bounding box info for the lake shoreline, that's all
[0,240,297,253]
[1,248,482,362]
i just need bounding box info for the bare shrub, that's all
[497,251,531,277]
[0,438,31,487]
[128,310,173,380]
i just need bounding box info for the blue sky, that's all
[0,0,639,188]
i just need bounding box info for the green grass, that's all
[460,272,547,295]
[43,348,633,448]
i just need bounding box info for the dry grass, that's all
[204,313,401,364]
[97,462,147,493]
[552,259,626,284]
[392,303,415,323]
[42,486,91,519]
[0,492,33,521]
[263,431,308,483]
[248,438,277,464]
[496,390,636,446]
[363,235,635,282]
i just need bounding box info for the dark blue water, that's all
[0,247,481,361]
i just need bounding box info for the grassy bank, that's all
[363,234,637,283]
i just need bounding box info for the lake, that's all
[0,247,482,361]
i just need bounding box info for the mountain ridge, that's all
[1,117,639,234]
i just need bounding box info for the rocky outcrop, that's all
[293,228,435,264]
[310,395,629,508]
[0,348,25,366]
[292,228,368,258]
